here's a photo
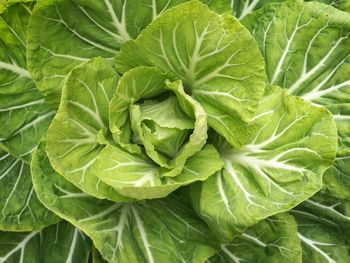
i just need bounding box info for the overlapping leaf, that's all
[32,141,220,263]
[46,58,222,200]
[108,67,208,170]
[189,86,337,241]
[94,66,222,199]
[46,58,131,202]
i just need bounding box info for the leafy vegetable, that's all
[0,0,347,262]
[45,58,222,200]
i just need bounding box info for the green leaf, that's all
[92,246,108,263]
[0,2,54,160]
[0,0,34,13]
[306,0,350,12]
[131,96,194,159]
[0,148,59,231]
[27,0,213,107]
[242,0,350,199]
[0,221,91,263]
[116,1,266,148]
[108,66,211,179]
[46,58,131,202]
[189,86,337,241]
[224,0,349,21]
[242,0,350,95]
[31,142,220,263]
[296,193,350,235]
[321,162,350,201]
[105,65,222,199]
[94,143,222,199]
[200,0,232,14]
[292,196,350,263]
[226,0,286,19]
[109,67,170,154]
[207,213,302,263]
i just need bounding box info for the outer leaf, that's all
[0,221,91,263]
[224,0,349,20]
[295,193,350,235]
[207,213,302,263]
[292,196,350,263]
[321,163,350,200]
[26,0,217,107]
[242,0,350,96]
[0,0,34,13]
[46,58,130,202]
[0,148,59,231]
[201,0,232,13]
[0,2,54,160]
[226,0,286,19]
[31,143,220,263]
[189,86,337,241]
[306,0,350,12]
[242,0,350,199]
[116,1,266,148]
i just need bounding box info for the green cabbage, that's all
[0,0,348,262]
